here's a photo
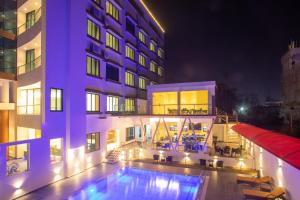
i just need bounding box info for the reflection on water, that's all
[68,167,202,200]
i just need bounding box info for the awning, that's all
[232,123,300,170]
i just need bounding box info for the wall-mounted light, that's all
[278,158,283,168]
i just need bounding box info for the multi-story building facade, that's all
[281,41,300,132]
[0,0,166,199]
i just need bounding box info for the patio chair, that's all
[242,187,285,200]
[199,159,206,167]
[153,154,159,163]
[237,176,272,185]
[166,156,173,163]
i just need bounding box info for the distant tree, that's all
[216,83,238,114]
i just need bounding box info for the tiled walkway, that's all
[16,161,246,200]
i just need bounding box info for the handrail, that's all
[17,55,41,75]
[151,103,215,115]
[17,7,42,35]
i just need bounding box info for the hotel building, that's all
[0,0,168,199]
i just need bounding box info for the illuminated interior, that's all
[152,90,209,115]
[152,92,177,115]
[6,143,29,176]
[50,138,63,163]
[17,126,41,141]
[180,91,208,115]
[17,82,41,115]
[155,122,208,142]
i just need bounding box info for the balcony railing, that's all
[151,104,216,116]
[17,55,41,75]
[17,7,41,35]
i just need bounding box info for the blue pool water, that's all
[68,167,202,200]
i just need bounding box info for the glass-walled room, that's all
[152,90,209,115]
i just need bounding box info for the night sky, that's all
[145,0,300,102]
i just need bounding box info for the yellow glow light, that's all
[140,0,165,33]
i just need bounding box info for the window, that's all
[87,56,100,77]
[126,127,135,141]
[138,54,146,67]
[106,64,119,82]
[87,19,100,40]
[7,143,29,176]
[50,138,63,163]
[106,1,119,22]
[139,77,146,90]
[25,49,35,72]
[17,127,41,141]
[26,10,35,29]
[125,45,135,60]
[138,31,146,44]
[50,88,63,111]
[150,61,156,72]
[125,98,135,112]
[150,41,156,52]
[125,71,135,86]
[158,67,163,76]
[152,92,178,115]
[106,32,119,52]
[86,132,100,153]
[126,18,135,35]
[158,48,164,58]
[86,92,100,112]
[107,96,119,112]
[18,88,41,115]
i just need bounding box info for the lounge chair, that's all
[237,176,272,185]
[243,187,285,200]
[199,159,206,167]
[216,160,224,168]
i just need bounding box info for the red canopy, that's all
[232,123,300,170]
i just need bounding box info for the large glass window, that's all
[6,143,29,176]
[87,56,100,77]
[125,98,135,112]
[126,127,135,141]
[150,61,156,72]
[107,96,119,112]
[86,132,100,153]
[86,92,100,112]
[138,31,146,44]
[87,19,100,40]
[50,138,63,163]
[139,77,146,90]
[138,54,146,67]
[126,18,135,35]
[106,64,119,82]
[18,88,41,115]
[50,88,63,111]
[180,90,209,115]
[106,1,119,22]
[152,92,178,115]
[125,71,135,86]
[125,45,135,60]
[106,32,119,52]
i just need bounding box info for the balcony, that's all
[17,7,41,36]
[17,55,41,75]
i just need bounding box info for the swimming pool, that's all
[68,167,203,200]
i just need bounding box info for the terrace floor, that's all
[16,161,253,200]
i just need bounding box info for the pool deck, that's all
[16,161,251,200]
